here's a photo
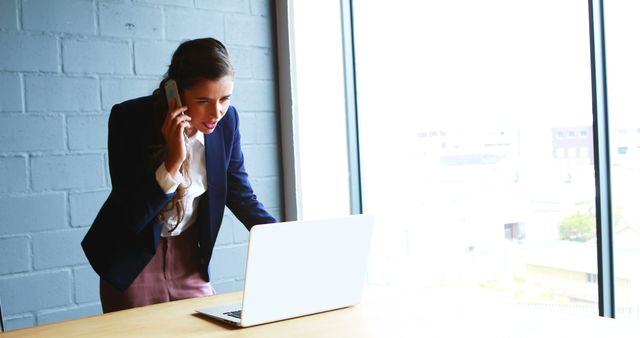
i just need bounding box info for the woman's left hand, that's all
[161,99,191,177]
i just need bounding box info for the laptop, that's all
[196,214,374,327]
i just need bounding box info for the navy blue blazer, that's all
[81,95,276,292]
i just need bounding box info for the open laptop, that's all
[196,214,374,327]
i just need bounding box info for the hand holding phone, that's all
[165,79,190,140]
[162,79,190,176]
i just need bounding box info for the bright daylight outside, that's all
[352,0,638,316]
[606,0,640,320]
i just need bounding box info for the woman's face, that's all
[182,75,234,136]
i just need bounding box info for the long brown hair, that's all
[151,38,235,231]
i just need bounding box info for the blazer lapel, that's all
[204,125,226,191]
[202,125,227,250]
[190,126,227,278]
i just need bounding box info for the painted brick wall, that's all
[0,0,281,330]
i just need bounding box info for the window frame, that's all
[588,0,616,318]
[276,0,617,318]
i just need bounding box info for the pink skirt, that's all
[100,226,214,313]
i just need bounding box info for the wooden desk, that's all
[1,287,636,337]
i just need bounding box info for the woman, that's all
[81,38,276,313]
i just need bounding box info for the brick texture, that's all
[0,33,59,72]
[210,245,248,280]
[0,115,65,152]
[69,190,110,227]
[4,314,35,331]
[243,145,279,177]
[31,154,105,191]
[25,75,100,112]
[0,271,72,314]
[233,80,277,111]
[0,0,19,30]
[37,303,103,325]
[101,78,158,110]
[23,0,95,35]
[63,39,132,75]
[73,266,100,303]
[99,3,163,39]
[256,112,279,144]
[33,229,89,270]
[164,7,224,42]
[134,41,178,76]
[0,73,23,111]
[0,156,28,193]
[0,236,30,274]
[250,177,280,209]
[195,0,250,13]
[0,0,281,330]
[67,115,109,151]
[225,15,271,47]
[0,193,67,235]
[250,0,271,17]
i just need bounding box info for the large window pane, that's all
[353,0,597,314]
[604,0,640,320]
[291,0,352,219]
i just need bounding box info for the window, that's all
[281,0,352,220]
[281,0,634,319]
[604,0,640,320]
[352,0,597,313]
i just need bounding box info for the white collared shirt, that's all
[154,131,207,237]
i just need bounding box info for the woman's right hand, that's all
[161,99,191,177]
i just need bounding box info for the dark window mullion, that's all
[340,0,363,215]
[588,0,615,318]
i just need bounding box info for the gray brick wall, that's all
[0,0,281,331]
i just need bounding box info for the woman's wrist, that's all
[156,162,183,194]
[164,161,181,178]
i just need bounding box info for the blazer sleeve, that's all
[225,108,277,229]
[100,102,174,234]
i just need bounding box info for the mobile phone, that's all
[164,79,182,107]
[164,79,190,141]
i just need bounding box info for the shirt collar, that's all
[195,131,205,146]
[189,130,205,146]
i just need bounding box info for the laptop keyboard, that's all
[223,310,242,319]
